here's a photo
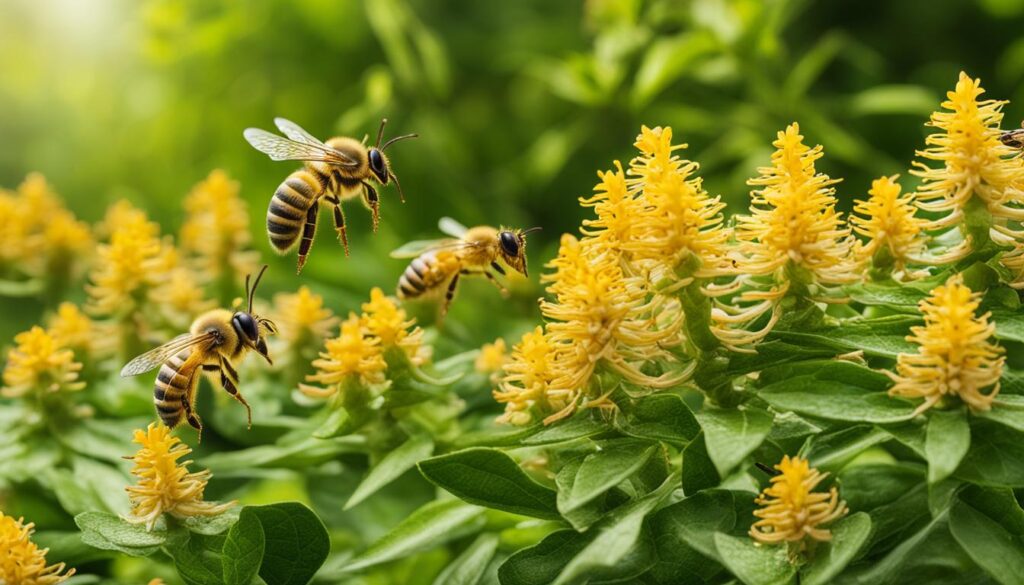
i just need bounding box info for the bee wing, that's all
[120,332,216,377]
[389,238,473,259]
[243,128,358,167]
[274,117,326,146]
[438,217,469,238]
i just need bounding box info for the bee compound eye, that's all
[233,312,258,341]
[369,148,384,173]
[500,231,519,256]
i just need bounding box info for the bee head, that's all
[368,148,389,184]
[234,265,275,365]
[498,228,537,277]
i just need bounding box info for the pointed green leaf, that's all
[801,513,872,585]
[713,533,795,585]
[949,497,1024,585]
[616,393,700,444]
[560,439,657,514]
[682,432,720,495]
[75,512,167,553]
[221,510,264,585]
[244,502,330,585]
[346,434,434,509]
[925,410,970,483]
[697,407,773,476]
[431,533,499,585]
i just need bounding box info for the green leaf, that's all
[344,500,485,572]
[801,512,872,585]
[980,394,1024,432]
[615,393,700,444]
[520,415,608,446]
[166,531,227,585]
[804,426,891,472]
[498,530,589,585]
[838,463,924,512]
[696,406,773,476]
[775,316,919,358]
[75,512,166,556]
[845,280,928,310]
[848,85,938,116]
[648,489,757,563]
[431,533,499,585]
[201,435,366,472]
[949,496,1024,585]
[245,503,330,585]
[956,420,1024,487]
[925,409,970,483]
[758,362,916,424]
[559,439,657,514]
[418,448,559,519]
[632,31,717,106]
[554,457,605,531]
[222,510,264,585]
[34,531,114,566]
[852,512,977,584]
[552,475,676,585]
[713,533,795,585]
[992,309,1024,343]
[681,432,720,495]
[346,434,434,509]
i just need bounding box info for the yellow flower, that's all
[494,326,572,425]
[360,287,427,364]
[180,170,257,280]
[46,302,114,360]
[474,338,508,376]
[736,123,855,286]
[272,285,338,345]
[912,72,1024,253]
[579,161,646,260]
[2,326,83,398]
[124,423,235,531]
[851,175,927,275]
[749,456,847,548]
[887,274,1004,415]
[0,190,31,265]
[625,126,732,278]
[87,202,167,317]
[41,210,93,259]
[0,512,75,584]
[302,313,388,396]
[150,267,212,327]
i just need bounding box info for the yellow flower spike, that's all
[737,123,855,287]
[494,326,566,425]
[474,338,508,376]
[272,285,338,345]
[626,129,732,278]
[124,423,235,531]
[151,267,213,326]
[360,287,427,364]
[851,175,927,276]
[2,326,83,398]
[302,313,388,395]
[41,210,93,259]
[580,161,646,259]
[887,274,1004,415]
[0,190,31,265]
[750,456,848,549]
[87,202,167,317]
[912,72,1024,253]
[46,302,114,361]
[180,170,257,281]
[0,512,75,584]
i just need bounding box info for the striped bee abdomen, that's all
[398,252,460,299]
[153,348,197,428]
[267,169,324,252]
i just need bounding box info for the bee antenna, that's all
[375,118,388,149]
[381,133,418,151]
[755,462,781,477]
[521,226,543,236]
[248,264,269,313]
[389,171,407,203]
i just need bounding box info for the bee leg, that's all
[362,182,380,233]
[181,380,203,443]
[326,195,350,256]
[219,356,252,429]
[441,273,460,318]
[296,200,320,275]
[481,270,509,297]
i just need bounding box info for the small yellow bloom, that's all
[124,423,235,531]
[474,338,508,376]
[579,161,647,260]
[625,126,732,277]
[40,210,93,260]
[0,512,75,584]
[2,326,83,398]
[360,287,427,363]
[737,123,855,285]
[150,267,212,327]
[0,190,31,265]
[887,274,1004,415]
[750,456,847,548]
[494,326,566,425]
[302,313,388,396]
[46,302,114,361]
[851,175,927,275]
[912,72,1024,252]
[87,202,167,317]
[180,170,257,280]
[272,285,338,345]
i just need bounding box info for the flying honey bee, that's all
[244,117,417,273]
[1001,122,1024,149]
[120,265,278,439]
[391,217,540,316]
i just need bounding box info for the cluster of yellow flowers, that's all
[750,456,848,551]
[0,512,75,584]
[496,71,1016,425]
[1,326,83,400]
[300,287,429,399]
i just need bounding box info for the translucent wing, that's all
[243,128,357,167]
[274,117,325,146]
[120,332,216,377]
[390,238,474,259]
[438,217,469,238]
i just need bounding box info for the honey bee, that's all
[120,265,278,439]
[391,217,540,316]
[1001,122,1024,149]
[244,117,417,273]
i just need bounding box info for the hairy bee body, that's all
[153,347,196,428]
[394,223,534,316]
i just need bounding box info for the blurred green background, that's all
[3,0,1024,347]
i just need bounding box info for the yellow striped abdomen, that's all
[267,169,325,252]
[153,348,198,428]
[398,251,461,299]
